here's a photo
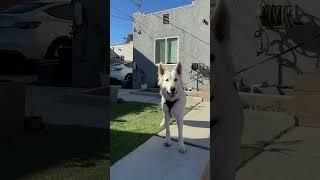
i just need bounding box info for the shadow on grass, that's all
[111,129,153,165]
[111,102,161,165]
[111,101,160,121]
[237,146,263,170]
[0,125,109,179]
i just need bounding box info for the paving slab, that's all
[158,102,210,149]
[237,126,320,180]
[242,110,295,147]
[186,96,203,108]
[111,136,209,180]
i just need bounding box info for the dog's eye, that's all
[165,79,169,81]
[174,78,177,82]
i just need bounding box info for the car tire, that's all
[45,37,72,60]
[124,73,132,81]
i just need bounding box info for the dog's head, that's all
[158,62,183,98]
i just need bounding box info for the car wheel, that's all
[124,73,132,81]
[45,37,71,59]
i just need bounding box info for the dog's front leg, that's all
[160,118,165,127]
[177,116,186,153]
[164,114,172,146]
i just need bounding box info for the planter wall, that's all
[63,85,120,106]
[110,85,120,105]
[0,81,25,135]
[239,92,292,113]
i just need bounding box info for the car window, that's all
[45,4,73,20]
[0,2,50,14]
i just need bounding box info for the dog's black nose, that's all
[170,87,175,92]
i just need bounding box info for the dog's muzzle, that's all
[167,90,177,97]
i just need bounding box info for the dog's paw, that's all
[164,139,172,147]
[178,143,186,153]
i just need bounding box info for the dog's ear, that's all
[175,62,182,75]
[158,63,165,77]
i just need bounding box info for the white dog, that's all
[158,62,186,153]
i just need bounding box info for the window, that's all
[45,4,72,20]
[154,37,179,64]
[155,39,166,64]
[163,14,169,24]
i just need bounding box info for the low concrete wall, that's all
[0,81,25,135]
[110,85,121,104]
[63,85,120,106]
[239,92,293,113]
[130,91,161,98]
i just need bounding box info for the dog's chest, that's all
[164,99,178,117]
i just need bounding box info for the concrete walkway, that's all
[118,88,203,108]
[111,136,209,180]
[111,102,210,180]
[241,110,295,148]
[237,126,320,180]
[158,102,210,149]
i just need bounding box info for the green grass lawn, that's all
[111,101,192,165]
[238,146,262,169]
[0,125,109,180]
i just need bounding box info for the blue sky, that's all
[110,0,191,45]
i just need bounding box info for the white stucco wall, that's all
[110,41,133,61]
[133,0,210,89]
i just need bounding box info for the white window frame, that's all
[154,36,179,65]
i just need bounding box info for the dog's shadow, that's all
[183,120,210,128]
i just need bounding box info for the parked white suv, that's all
[110,61,133,82]
[0,0,72,61]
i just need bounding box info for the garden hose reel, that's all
[255,0,298,56]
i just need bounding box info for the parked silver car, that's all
[0,0,72,61]
[110,61,133,82]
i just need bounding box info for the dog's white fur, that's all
[158,62,186,153]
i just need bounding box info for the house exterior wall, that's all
[110,41,133,62]
[216,0,320,95]
[132,0,210,89]
[110,48,118,58]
